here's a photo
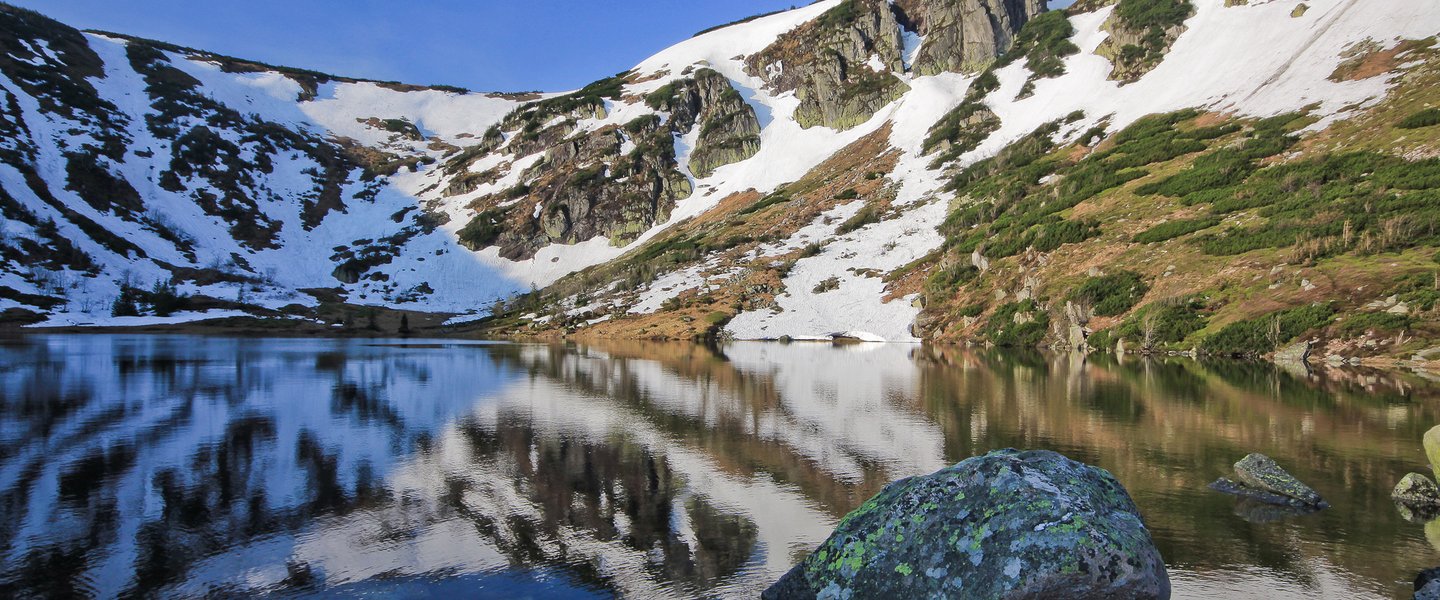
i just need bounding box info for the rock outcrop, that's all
[1209,453,1329,509]
[1273,340,1312,365]
[747,0,910,130]
[747,0,1043,130]
[481,115,693,259]
[764,449,1170,599]
[895,0,1048,75]
[1094,0,1195,83]
[453,68,765,259]
[646,69,762,178]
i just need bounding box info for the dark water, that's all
[1,335,1437,599]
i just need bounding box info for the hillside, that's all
[2,0,1439,364]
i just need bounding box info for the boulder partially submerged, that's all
[764,449,1170,599]
[1396,473,1440,507]
[1208,453,1328,509]
[1427,424,1440,481]
[1418,567,1440,600]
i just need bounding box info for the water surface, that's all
[1,335,1437,598]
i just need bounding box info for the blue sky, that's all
[16,0,1074,93]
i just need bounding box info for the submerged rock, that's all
[1209,453,1328,509]
[1419,567,1440,600]
[1230,498,1322,524]
[764,449,1170,600]
[1395,473,1440,506]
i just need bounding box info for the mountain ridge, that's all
[2,0,1440,365]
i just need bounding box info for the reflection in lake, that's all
[0,335,1436,598]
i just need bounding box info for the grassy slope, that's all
[921,38,1440,361]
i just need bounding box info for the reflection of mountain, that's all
[1,336,1438,598]
[0,335,516,598]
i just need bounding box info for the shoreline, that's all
[7,316,1439,377]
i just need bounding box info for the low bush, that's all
[836,205,881,235]
[1115,297,1207,347]
[1132,216,1221,243]
[1201,303,1334,356]
[1070,271,1148,316]
[1336,311,1411,337]
[925,264,979,298]
[983,300,1051,347]
[1398,108,1440,129]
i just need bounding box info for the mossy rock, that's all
[1394,472,1440,506]
[1426,424,1440,481]
[1231,453,1328,508]
[764,449,1170,599]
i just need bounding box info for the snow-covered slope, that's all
[3,0,1439,345]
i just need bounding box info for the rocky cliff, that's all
[896,0,1048,75]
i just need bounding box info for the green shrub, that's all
[1116,297,1207,346]
[1132,216,1221,243]
[1398,108,1440,129]
[1087,328,1114,351]
[1070,271,1148,316]
[457,209,506,249]
[1115,0,1195,33]
[1336,311,1411,337]
[983,300,1051,347]
[1192,152,1440,257]
[1000,11,1080,80]
[837,205,881,235]
[1201,303,1334,356]
[834,188,859,200]
[925,264,979,297]
[738,191,790,215]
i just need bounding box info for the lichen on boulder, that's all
[1395,472,1440,506]
[764,449,1170,599]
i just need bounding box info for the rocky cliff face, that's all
[746,0,911,131]
[1094,0,1195,82]
[746,0,1043,131]
[648,69,762,178]
[450,68,762,260]
[896,0,1048,75]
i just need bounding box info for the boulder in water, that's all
[1418,567,1440,600]
[763,449,1170,600]
[1395,473,1440,507]
[1426,425,1440,482]
[1209,453,1328,509]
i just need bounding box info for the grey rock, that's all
[1232,453,1328,508]
[1418,568,1440,600]
[1273,340,1311,365]
[1209,454,1328,509]
[897,0,1047,75]
[1094,2,1194,83]
[747,0,909,130]
[1394,473,1440,506]
[652,69,762,178]
[764,449,1170,600]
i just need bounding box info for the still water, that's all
[0,335,1437,599]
